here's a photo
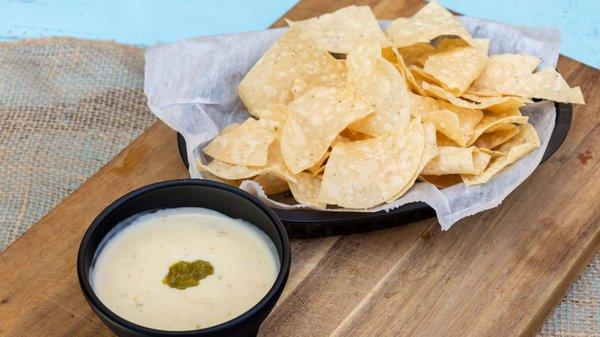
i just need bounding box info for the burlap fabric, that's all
[0,38,155,246]
[0,38,596,336]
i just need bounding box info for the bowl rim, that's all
[77,179,291,335]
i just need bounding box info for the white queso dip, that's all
[92,207,279,331]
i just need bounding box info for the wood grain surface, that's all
[0,1,599,336]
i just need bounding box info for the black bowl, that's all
[77,179,291,337]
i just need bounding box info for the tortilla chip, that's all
[410,65,443,88]
[288,172,326,209]
[479,148,505,157]
[346,41,411,136]
[421,146,491,175]
[496,68,585,104]
[198,141,297,182]
[253,173,289,195]
[468,53,540,95]
[462,123,540,185]
[386,1,474,48]
[472,149,492,174]
[220,123,241,134]
[438,103,484,138]
[410,92,483,142]
[389,121,438,201]
[339,128,372,141]
[474,124,520,149]
[421,174,462,188]
[197,159,262,181]
[422,44,487,95]
[251,104,288,127]
[472,38,490,55]
[198,170,241,187]
[390,49,428,96]
[319,118,424,208]
[281,86,374,173]
[419,110,467,146]
[484,122,516,133]
[286,6,390,54]
[203,118,277,166]
[434,37,489,55]
[467,111,528,146]
[238,26,346,116]
[398,43,437,67]
[422,82,528,113]
[409,91,440,115]
[291,78,309,99]
[436,132,459,147]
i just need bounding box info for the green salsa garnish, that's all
[162,260,214,290]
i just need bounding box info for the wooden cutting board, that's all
[0,1,598,336]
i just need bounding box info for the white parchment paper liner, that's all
[144,17,561,230]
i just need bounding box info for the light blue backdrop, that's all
[0,0,297,45]
[440,0,599,69]
[0,0,598,69]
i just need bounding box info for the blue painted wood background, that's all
[0,0,598,69]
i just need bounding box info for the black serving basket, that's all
[178,103,572,237]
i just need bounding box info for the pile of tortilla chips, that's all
[197,1,584,210]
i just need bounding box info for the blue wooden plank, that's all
[0,0,298,46]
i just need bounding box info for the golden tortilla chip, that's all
[251,104,288,127]
[291,78,309,99]
[409,91,440,115]
[462,123,540,185]
[467,111,528,146]
[421,174,462,188]
[436,37,489,55]
[438,102,484,138]
[390,49,428,96]
[468,53,540,95]
[436,132,459,147]
[389,121,438,201]
[203,118,277,166]
[346,41,411,136]
[410,92,483,143]
[197,159,262,181]
[472,149,492,174]
[286,6,390,53]
[472,38,490,55]
[409,65,443,88]
[288,172,326,209]
[421,146,491,175]
[422,82,528,113]
[307,150,329,176]
[198,141,297,182]
[220,123,241,134]
[398,43,437,67]
[419,110,467,147]
[339,128,372,141]
[474,124,520,149]
[306,136,350,176]
[422,44,487,95]
[319,118,425,208]
[238,26,346,116]
[496,68,585,104]
[484,122,516,133]
[386,1,474,48]
[479,148,505,157]
[253,173,289,195]
[198,170,241,187]
[281,86,374,173]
